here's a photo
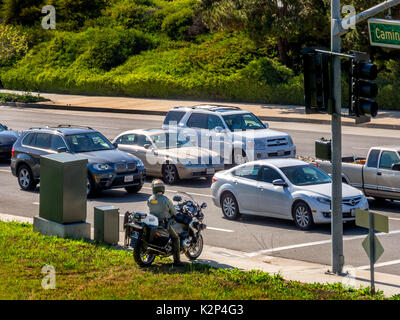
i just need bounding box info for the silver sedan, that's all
[211,159,369,230]
[113,129,224,184]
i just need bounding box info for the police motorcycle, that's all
[124,191,207,267]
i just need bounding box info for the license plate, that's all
[351,209,356,217]
[206,168,215,175]
[124,175,134,183]
[277,150,285,156]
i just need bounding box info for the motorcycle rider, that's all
[147,179,184,267]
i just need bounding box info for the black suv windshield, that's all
[223,113,265,131]
[280,165,332,186]
[65,132,114,153]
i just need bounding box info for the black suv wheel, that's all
[18,164,36,191]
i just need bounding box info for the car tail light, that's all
[11,147,14,158]
[212,177,217,184]
[314,162,318,168]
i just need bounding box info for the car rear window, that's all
[163,111,185,125]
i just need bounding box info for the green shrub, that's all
[161,7,194,39]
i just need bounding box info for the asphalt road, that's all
[1,105,400,277]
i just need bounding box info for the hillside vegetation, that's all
[0,0,399,109]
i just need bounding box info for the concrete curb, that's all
[3,101,400,131]
[1,212,400,297]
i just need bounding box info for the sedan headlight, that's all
[287,136,294,146]
[316,197,331,205]
[93,163,112,171]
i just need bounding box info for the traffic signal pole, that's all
[329,0,400,275]
[331,0,344,274]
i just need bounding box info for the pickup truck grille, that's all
[343,197,362,206]
[267,138,288,147]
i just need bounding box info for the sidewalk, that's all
[2,212,400,298]
[1,89,400,130]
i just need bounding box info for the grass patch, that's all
[0,221,397,300]
[0,92,49,103]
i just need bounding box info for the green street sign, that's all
[362,234,384,264]
[368,18,400,49]
[355,209,389,233]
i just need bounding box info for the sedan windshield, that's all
[223,113,265,131]
[66,132,114,153]
[280,165,331,186]
[151,133,194,149]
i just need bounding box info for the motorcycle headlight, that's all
[317,197,331,205]
[93,163,112,171]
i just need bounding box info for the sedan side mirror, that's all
[201,202,207,209]
[113,142,118,148]
[4,125,8,130]
[392,163,400,171]
[144,144,151,149]
[263,121,269,129]
[272,179,287,187]
[57,147,68,153]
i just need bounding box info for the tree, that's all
[201,0,330,66]
[0,23,27,65]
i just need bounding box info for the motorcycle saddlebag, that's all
[150,227,170,247]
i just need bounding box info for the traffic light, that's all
[302,48,331,114]
[349,59,378,119]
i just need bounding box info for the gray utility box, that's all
[39,153,88,224]
[94,206,120,245]
[315,138,332,161]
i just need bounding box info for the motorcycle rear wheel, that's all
[185,234,203,261]
[133,241,156,267]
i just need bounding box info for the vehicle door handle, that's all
[258,186,264,191]
[233,179,238,184]
[377,172,382,176]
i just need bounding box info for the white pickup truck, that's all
[316,146,400,201]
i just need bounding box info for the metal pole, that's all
[331,0,344,274]
[369,211,375,295]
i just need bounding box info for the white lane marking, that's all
[246,229,400,257]
[389,217,400,221]
[142,186,213,198]
[0,169,10,173]
[356,259,400,270]
[33,202,39,205]
[206,227,234,233]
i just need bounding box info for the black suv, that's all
[11,125,146,195]
[0,123,19,160]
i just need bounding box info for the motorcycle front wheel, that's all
[133,241,156,267]
[185,234,203,261]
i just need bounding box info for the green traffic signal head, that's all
[356,62,377,80]
[359,99,378,117]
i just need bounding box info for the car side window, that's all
[118,134,136,145]
[379,151,400,170]
[50,135,67,151]
[367,149,380,168]
[208,114,225,130]
[163,111,185,125]
[259,166,283,183]
[187,113,208,129]
[34,133,51,149]
[136,134,152,147]
[22,133,36,147]
[233,165,260,180]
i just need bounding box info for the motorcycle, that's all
[123,191,207,267]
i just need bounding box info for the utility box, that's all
[39,153,88,224]
[315,138,332,161]
[94,206,120,245]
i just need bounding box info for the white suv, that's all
[162,105,296,165]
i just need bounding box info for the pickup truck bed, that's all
[316,147,400,201]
